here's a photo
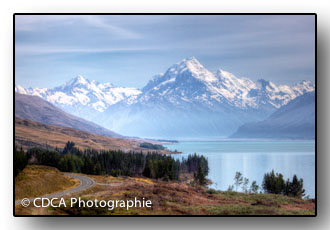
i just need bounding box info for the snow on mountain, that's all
[138,57,220,106]
[15,75,142,120]
[245,79,314,111]
[97,57,314,138]
[133,57,314,111]
[15,57,315,138]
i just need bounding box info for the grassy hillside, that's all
[15,166,315,216]
[15,165,79,200]
[15,117,172,153]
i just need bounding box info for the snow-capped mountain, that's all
[133,57,314,111]
[15,75,142,120]
[216,71,314,111]
[15,57,315,138]
[97,57,314,138]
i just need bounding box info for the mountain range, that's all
[15,57,315,139]
[231,91,315,139]
[15,76,141,122]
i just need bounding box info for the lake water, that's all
[165,141,315,198]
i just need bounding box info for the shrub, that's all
[206,188,219,194]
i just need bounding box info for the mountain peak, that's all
[179,56,202,68]
[182,56,198,63]
[75,75,88,84]
[64,75,90,88]
[166,57,217,83]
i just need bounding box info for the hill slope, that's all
[231,92,315,139]
[15,93,120,138]
[15,117,171,153]
[15,165,78,201]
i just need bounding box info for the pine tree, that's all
[194,165,207,186]
[284,175,305,198]
[262,170,285,194]
[14,146,27,177]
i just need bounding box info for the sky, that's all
[15,15,315,89]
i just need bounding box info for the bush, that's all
[206,188,219,194]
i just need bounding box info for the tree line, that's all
[262,170,305,198]
[14,146,27,177]
[139,142,165,150]
[228,170,305,198]
[15,142,209,183]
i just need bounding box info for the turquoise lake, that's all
[165,141,315,197]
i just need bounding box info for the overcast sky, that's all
[15,15,315,89]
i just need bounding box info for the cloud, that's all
[81,16,141,39]
[15,15,315,88]
[15,15,141,39]
[15,45,159,55]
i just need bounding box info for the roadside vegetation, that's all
[15,165,78,200]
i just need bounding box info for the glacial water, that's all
[165,141,315,197]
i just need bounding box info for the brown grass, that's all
[15,167,315,216]
[15,117,173,153]
[15,165,79,200]
[66,175,315,215]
